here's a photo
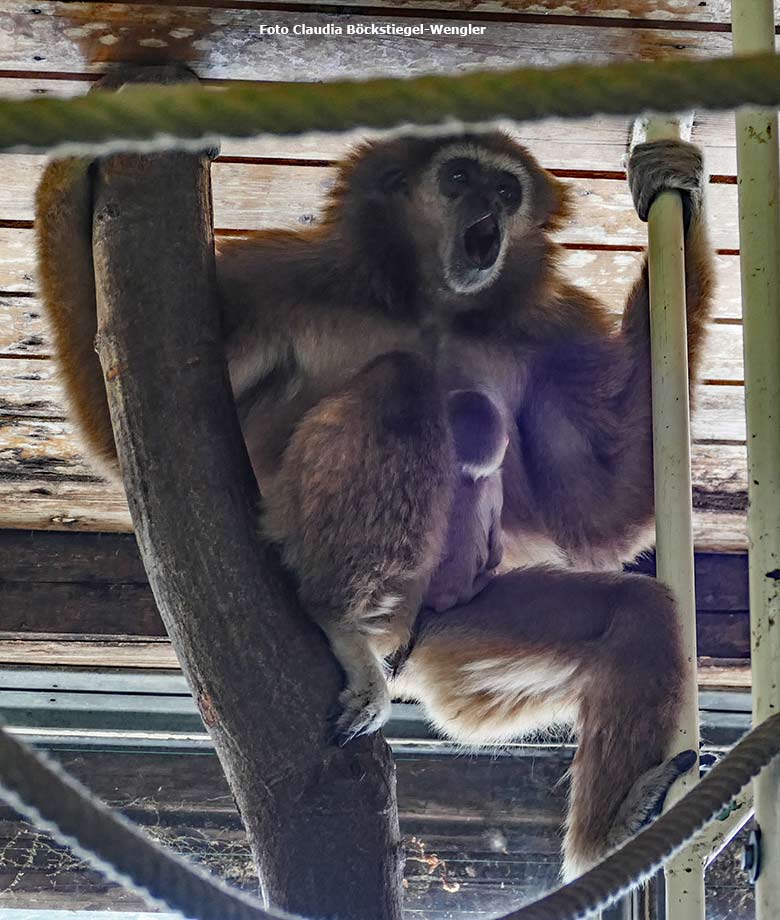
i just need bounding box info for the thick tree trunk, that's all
[90,72,402,920]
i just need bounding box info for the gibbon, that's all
[35,130,712,877]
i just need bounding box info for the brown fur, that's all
[35,158,118,478]
[393,568,686,879]
[34,131,714,873]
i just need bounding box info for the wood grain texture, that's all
[0,477,129,531]
[0,634,753,686]
[0,228,37,293]
[0,250,747,333]
[0,296,48,357]
[0,582,164,635]
[90,118,402,916]
[211,0,771,24]
[0,530,750,657]
[0,156,743,249]
[0,2,731,82]
[0,634,180,667]
[0,528,145,580]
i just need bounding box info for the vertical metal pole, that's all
[732,3,780,917]
[645,115,706,920]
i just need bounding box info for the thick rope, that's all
[0,724,292,920]
[500,712,780,918]
[2,714,780,920]
[3,52,780,156]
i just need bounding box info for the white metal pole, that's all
[732,3,780,917]
[701,789,754,870]
[644,114,706,920]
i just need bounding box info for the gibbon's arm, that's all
[35,171,300,474]
[517,160,714,564]
[35,158,120,480]
[216,233,325,401]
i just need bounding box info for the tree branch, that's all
[90,68,402,920]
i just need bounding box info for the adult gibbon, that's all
[35,130,712,877]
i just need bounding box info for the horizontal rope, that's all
[2,52,780,156]
[2,713,780,920]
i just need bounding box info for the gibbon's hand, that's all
[628,139,705,232]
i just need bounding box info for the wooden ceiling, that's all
[0,0,769,551]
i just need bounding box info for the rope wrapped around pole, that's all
[2,714,780,920]
[3,52,780,155]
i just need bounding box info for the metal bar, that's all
[732,3,780,915]
[702,791,754,869]
[644,114,706,920]
[0,669,750,742]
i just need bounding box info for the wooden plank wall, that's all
[0,527,752,683]
[0,0,756,551]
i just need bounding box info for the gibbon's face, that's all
[414,142,534,295]
[339,132,569,304]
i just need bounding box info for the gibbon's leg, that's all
[263,352,453,742]
[392,567,693,879]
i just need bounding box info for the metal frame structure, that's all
[732,3,780,919]
[644,113,706,920]
[642,3,780,917]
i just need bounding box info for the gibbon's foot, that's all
[628,139,704,230]
[607,749,697,848]
[332,678,392,745]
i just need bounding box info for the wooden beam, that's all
[84,68,401,918]
[0,532,752,653]
[0,2,731,84]
[0,476,749,547]
[238,0,780,25]
[0,635,752,688]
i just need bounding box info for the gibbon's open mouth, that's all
[463,213,501,270]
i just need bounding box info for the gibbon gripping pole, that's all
[732,3,780,917]
[643,115,706,920]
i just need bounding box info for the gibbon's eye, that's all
[380,168,408,194]
[439,158,475,198]
[496,173,522,208]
